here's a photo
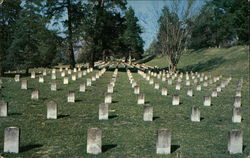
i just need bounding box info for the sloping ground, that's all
[145,46,249,79]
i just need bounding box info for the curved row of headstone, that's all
[99,69,118,120]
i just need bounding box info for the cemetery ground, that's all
[0,46,249,157]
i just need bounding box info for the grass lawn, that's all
[0,46,249,157]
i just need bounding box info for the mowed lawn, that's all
[0,67,249,158]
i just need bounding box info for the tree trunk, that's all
[90,50,95,68]
[0,66,4,77]
[25,68,29,75]
[67,0,76,68]
[168,58,176,73]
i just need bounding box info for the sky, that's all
[127,1,166,50]
[48,0,205,51]
[127,0,205,50]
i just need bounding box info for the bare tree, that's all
[158,0,198,72]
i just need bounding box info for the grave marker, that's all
[234,97,241,107]
[154,83,160,90]
[232,107,241,123]
[87,128,102,154]
[191,107,200,122]
[161,88,168,96]
[21,80,27,89]
[51,82,57,91]
[63,77,69,84]
[4,127,19,153]
[187,88,193,97]
[99,103,108,120]
[137,93,145,105]
[47,101,57,119]
[0,101,8,117]
[80,84,86,92]
[172,95,180,105]
[14,75,20,82]
[228,130,243,154]
[134,86,140,94]
[156,129,171,154]
[68,91,75,103]
[31,90,39,100]
[143,105,153,121]
[104,93,112,104]
[204,96,211,106]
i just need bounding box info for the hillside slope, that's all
[145,46,249,79]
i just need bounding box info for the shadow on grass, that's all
[3,73,31,78]
[171,145,180,153]
[102,144,117,153]
[9,113,22,116]
[109,115,118,119]
[112,101,119,103]
[180,57,226,73]
[153,117,160,121]
[58,114,70,119]
[136,55,156,64]
[20,144,43,152]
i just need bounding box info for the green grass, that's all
[0,45,249,157]
[146,46,249,78]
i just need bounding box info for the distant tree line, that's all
[145,0,248,72]
[0,0,144,76]
[146,0,249,55]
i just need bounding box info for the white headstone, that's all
[39,76,44,83]
[168,79,172,85]
[31,71,35,78]
[234,97,241,107]
[47,101,57,119]
[4,127,19,153]
[203,96,211,106]
[175,83,181,90]
[104,93,112,104]
[211,90,218,97]
[156,129,171,154]
[51,82,57,91]
[143,106,153,121]
[0,101,8,117]
[154,83,160,90]
[134,86,140,94]
[232,107,241,123]
[191,107,200,122]
[196,85,201,91]
[51,73,56,80]
[86,78,92,86]
[80,84,86,92]
[235,90,241,97]
[87,128,102,154]
[99,103,108,120]
[161,88,168,96]
[14,75,20,82]
[187,88,193,97]
[228,130,243,154]
[107,84,114,93]
[137,93,145,105]
[21,80,27,89]
[72,74,77,81]
[68,91,75,103]
[63,77,69,84]
[172,95,180,105]
[31,90,39,100]
[149,79,154,85]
